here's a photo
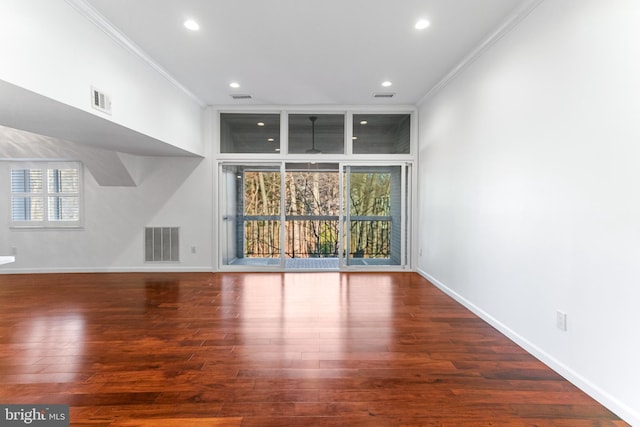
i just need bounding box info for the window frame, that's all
[10,161,84,229]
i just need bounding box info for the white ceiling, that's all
[83,0,531,106]
[1,0,535,160]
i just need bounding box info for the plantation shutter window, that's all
[11,169,44,222]
[47,168,80,221]
[10,162,83,228]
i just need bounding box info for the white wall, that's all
[417,0,640,424]
[0,122,214,272]
[0,0,203,155]
[0,0,212,271]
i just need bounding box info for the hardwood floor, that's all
[0,272,627,426]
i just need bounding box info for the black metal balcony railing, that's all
[243,215,391,259]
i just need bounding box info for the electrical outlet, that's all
[419,248,423,256]
[556,310,567,331]
[191,246,197,254]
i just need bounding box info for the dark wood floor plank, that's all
[0,272,627,426]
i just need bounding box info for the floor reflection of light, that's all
[20,314,86,382]
[236,273,393,366]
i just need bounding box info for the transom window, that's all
[219,112,412,155]
[288,114,345,154]
[352,114,411,154]
[10,162,83,228]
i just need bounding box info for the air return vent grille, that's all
[145,227,179,262]
[373,92,396,98]
[230,94,252,100]
[91,86,112,114]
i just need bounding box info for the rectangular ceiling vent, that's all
[145,227,179,262]
[230,94,252,100]
[91,86,112,114]
[373,92,396,99]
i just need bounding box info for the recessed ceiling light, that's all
[381,81,392,87]
[257,122,265,127]
[275,148,281,152]
[267,138,275,142]
[184,20,200,31]
[229,82,240,89]
[360,120,368,125]
[415,19,430,30]
[352,136,358,140]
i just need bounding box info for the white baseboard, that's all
[416,268,639,427]
[0,266,214,274]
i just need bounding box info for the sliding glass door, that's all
[219,163,283,267]
[343,165,408,267]
[218,162,410,270]
[285,163,341,269]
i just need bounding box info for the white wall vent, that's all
[230,94,252,100]
[145,227,179,262]
[373,92,396,98]
[91,86,112,114]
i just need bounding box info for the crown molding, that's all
[417,0,546,107]
[64,0,206,108]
